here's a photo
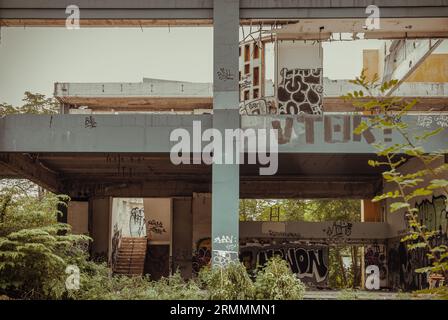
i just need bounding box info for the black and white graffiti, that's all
[213,249,239,267]
[129,207,145,237]
[417,115,448,128]
[239,245,329,285]
[239,97,277,115]
[217,67,235,81]
[147,219,167,237]
[323,221,353,239]
[364,244,388,284]
[84,115,97,128]
[111,223,122,268]
[277,68,323,115]
[240,74,252,90]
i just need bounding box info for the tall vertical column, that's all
[211,0,240,267]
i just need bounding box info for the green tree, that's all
[0,91,58,116]
[346,71,448,285]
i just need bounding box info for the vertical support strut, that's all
[211,0,240,267]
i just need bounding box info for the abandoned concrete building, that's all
[0,1,447,291]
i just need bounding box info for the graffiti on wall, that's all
[111,223,122,268]
[192,238,211,275]
[388,195,447,290]
[246,115,380,146]
[239,245,329,285]
[212,234,239,267]
[277,68,323,116]
[240,97,277,115]
[147,219,167,238]
[416,115,448,128]
[129,207,145,237]
[364,244,388,286]
[416,195,447,235]
[213,250,239,267]
[323,221,353,239]
[388,241,428,291]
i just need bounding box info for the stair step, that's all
[114,268,144,272]
[117,252,147,255]
[115,262,145,267]
[116,259,145,262]
[113,237,147,276]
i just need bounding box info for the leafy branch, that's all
[344,70,448,285]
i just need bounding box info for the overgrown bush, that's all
[0,183,90,299]
[254,256,305,300]
[71,266,205,300]
[0,224,85,299]
[1,180,309,300]
[198,262,255,300]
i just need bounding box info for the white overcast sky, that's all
[0,27,384,106]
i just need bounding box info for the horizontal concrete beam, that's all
[1,0,447,21]
[55,80,448,100]
[64,180,210,198]
[240,179,381,199]
[1,114,447,154]
[240,221,391,243]
[63,177,379,199]
[0,153,61,192]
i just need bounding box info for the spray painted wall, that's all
[239,40,323,116]
[192,193,212,274]
[383,157,448,290]
[143,198,171,279]
[240,243,329,286]
[143,198,171,242]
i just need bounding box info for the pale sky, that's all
[0,27,383,106]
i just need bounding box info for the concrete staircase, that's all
[113,237,147,276]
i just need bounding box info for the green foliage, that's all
[0,92,58,116]
[0,224,90,299]
[239,199,361,222]
[71,266,205,300]
[337,288,360,300]
[0,181,67,237]
[253,256,305,300]
[346,69,448,283]
[198,263,256,300]
[0,181,91,299]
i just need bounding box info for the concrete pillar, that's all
[67,200,89,234]
[211,0,240,267]
[172,197,193,278]
[90,197,112,261]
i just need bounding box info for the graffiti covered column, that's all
[211,0,240,267]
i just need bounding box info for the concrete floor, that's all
[303,290,439,300]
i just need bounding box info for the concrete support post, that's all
[171,197,193,278]
[211,0,240,267]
